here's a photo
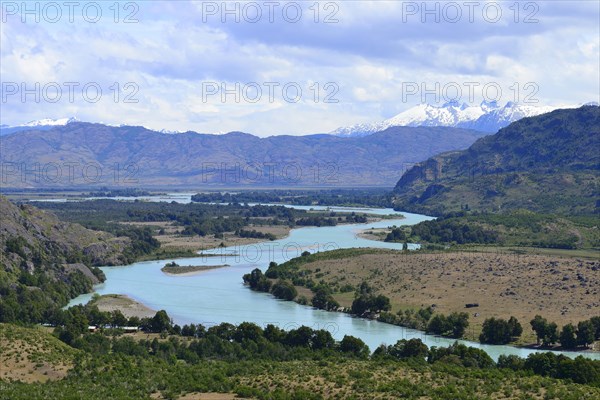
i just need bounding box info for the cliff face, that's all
[395,157,446,188]
[0,196,129,279]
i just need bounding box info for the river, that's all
[64,193,599,361]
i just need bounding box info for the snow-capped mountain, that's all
[0,117,79,136]
[332,101,562,137]
[19,117,79,127]
[158,128,187,134]
[0,117,192,136]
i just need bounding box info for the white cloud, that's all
[1,0,598,135]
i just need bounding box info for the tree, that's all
[285,326,313,347]
[497,354,525,371]
[243,268,271,292]
[233,322,263,342]
[480,318,511,344]
[560,324,577,349]
[111,310,128,328]
[351,295,371,316]
[181,324,197,337]
[480,317,522,344]
[389,339,428,359]
[150,310,172,333]
[447,312,469,338]
[508,316,523,337]
[312,330,335,350]
[264,324,285,343]
[544,322,559,346]
[530,315,558,346]
[524,352,559,376]
[339,335,369,358]
[531,315,548,345]
[271,280,297,301]
[207,323,235,340]
[426,314,449,335]
[351,283,391,316]
[373,295,391,312]
[576,320,595,347]
[312,287,339,311]
[427,342,495,369]
[589,316,600,340]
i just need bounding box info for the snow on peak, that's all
[158,128,186,134]
[18,117,79,127]
[332,102,566,137]
[0,117,80,135]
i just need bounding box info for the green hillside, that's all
[0,196,131,323]
[392,106,600,216]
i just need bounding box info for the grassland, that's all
[275,249,600,345]
[0,324,79,383]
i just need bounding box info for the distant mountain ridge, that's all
[0,117,79,136]
[0,117,190,136]
[332,101,573,137]
[392,105,600,216]
[0,123,488,187]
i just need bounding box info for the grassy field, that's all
[0,324,79,383]
[281,249,600,345]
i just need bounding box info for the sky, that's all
[1,0,599,136]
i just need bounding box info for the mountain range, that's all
[332,101,573,137]
[2,101,580,139]
[392,105,600,216]
[0,123,488,188]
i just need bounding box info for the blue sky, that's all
[1,1,599,135]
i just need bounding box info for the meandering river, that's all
[65,193,599,360]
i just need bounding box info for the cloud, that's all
[1,0,598,135]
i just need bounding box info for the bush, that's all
[271,280,298,301]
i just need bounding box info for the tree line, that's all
[42,300,600,388]
[191,188,393,208]
[49,304,600,387]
